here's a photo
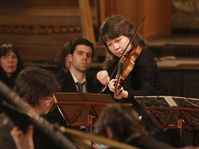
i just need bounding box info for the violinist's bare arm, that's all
[96,70,110,86]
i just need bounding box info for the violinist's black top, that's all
[105,47,167,100]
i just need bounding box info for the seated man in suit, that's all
[55,38,99,93]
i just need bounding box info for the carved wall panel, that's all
[172,0,199,33]
[0,3,90,62]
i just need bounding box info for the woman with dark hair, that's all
[0,44,23,88]
[96,15,166,100]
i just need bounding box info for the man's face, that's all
[69,44,93,72]
[36,94,57,114]
[106,35,132,57]
[0,50,18,76]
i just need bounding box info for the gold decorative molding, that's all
[0,25,81,34]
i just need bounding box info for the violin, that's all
[114,45,143,99]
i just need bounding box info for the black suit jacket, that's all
[56,69,98,93]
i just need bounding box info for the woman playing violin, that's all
[97,15,166,100]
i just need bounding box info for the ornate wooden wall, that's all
[0,1,83,62]
[0,0,171,63]
[97,0,171,38]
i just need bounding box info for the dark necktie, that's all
[76,82,84,92]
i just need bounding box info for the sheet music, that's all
[164,96,178,107]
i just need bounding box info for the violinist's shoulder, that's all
[140,47,155,58]
[136,47,157,66]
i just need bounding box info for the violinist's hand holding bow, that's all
[108,79,128,99]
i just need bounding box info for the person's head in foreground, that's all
[14,67,59,114]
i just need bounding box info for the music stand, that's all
[56,92,130,127]
[134,96,199,146]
